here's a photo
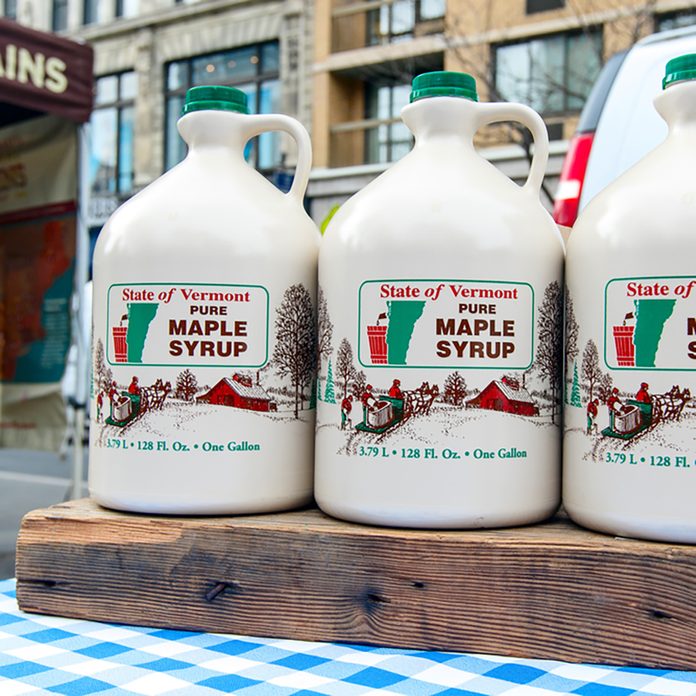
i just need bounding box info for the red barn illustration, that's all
[197,373,275,412]
[466,376,538,416]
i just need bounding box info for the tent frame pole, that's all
[70,123,91,501]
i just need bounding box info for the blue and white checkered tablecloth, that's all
[2,580,696,696]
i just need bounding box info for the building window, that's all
[164,42,281,172]
[526,0,564,14]
[365,81,413,164]
[88,72,137,202]
[52,0,68,31]
[656,10,696,31]
[83,0,106,25]
[4,0,17,19]
[367,0,445,45]
[116,0,139,19]
[494,30,602,115]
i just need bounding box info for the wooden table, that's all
[15,498,696,670]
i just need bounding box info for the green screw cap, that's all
[663,53,696,89]
[410,71,478,103]
[182,85,248,115]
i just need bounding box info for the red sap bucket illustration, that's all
[367,325,388,364]
[613,325,635,367]
[112,326,128,363]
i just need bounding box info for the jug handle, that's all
[240,114,312,204]
[472,103,549,197]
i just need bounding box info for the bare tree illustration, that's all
[536,281,563,423]
[317,286,334,367]
[335,338,356,400]
[565,285,580,401]
[597,371,614,404]
[316,286,334,402]
[582,339,604,403]
[93,338,113,394]
[273,284,316,418]
[565,286,580,369]
[443,371,468,406]
[175,369,198,401]
[352,369,367,399]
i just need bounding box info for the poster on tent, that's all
[0,115,76,450]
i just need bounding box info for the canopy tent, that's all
[0,18,93,498]
[0,18,92,125]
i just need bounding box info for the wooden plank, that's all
[15,498,696,670]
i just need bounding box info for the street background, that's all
[0,447,87,578]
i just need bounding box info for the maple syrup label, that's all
[604,276,696,371]
[105,282,269,368]
[92,280,315,437]
[357,279,534,369]
[564,274,694,468]
[316,276,562,473]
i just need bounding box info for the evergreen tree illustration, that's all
[324,359,336,403]
[570,361,582,407]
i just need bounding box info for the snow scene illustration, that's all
[316,282,563,456]
[564,286,693,460]
[92,283,317,444]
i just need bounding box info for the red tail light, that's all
[552,132,595,227]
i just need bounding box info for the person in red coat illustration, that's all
[607,387,622,414]
[586,398,599,434]
[388,379,403,400]
[96,391,104,422]
[361,384,377,410]
[128,376,141,395]
[635,382,651,403]
[107,380,120,420]
[341,394,353,430]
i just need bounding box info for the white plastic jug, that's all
[89,85,319,514]
[315,72,564,528]
[564,54,696,542]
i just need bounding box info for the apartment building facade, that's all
[309,0,696,222]
[2,0,695,228]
